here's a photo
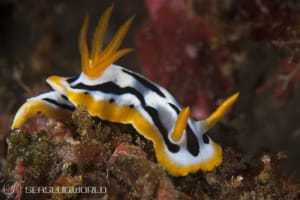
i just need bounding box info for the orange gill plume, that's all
[79,5,134,79]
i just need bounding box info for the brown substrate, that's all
[1,106,299,200]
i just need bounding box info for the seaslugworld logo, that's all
[1,179,107,199]
[1,179,22,200]
[24,185,107,194]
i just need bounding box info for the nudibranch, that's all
[11,6,238,176]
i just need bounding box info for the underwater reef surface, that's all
[1,106,299,199]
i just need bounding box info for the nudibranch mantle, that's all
[11,5,238,176]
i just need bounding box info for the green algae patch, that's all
[7,130,48,166]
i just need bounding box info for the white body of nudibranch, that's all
[11,5,238,176]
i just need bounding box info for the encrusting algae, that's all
[2,107,299,199]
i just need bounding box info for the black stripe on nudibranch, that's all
[186,125,200,156]
[168,103,180,114]
[43,98,75,111]
[61,94,70,101]
[71,82,180,153]
[67,76,80,84]
[144,105,180,153]
[121,69,166,98]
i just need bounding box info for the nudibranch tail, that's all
[79,5,133,79]
[171,106,190,142]
[200,93,239,131]
[11,91,74,129]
